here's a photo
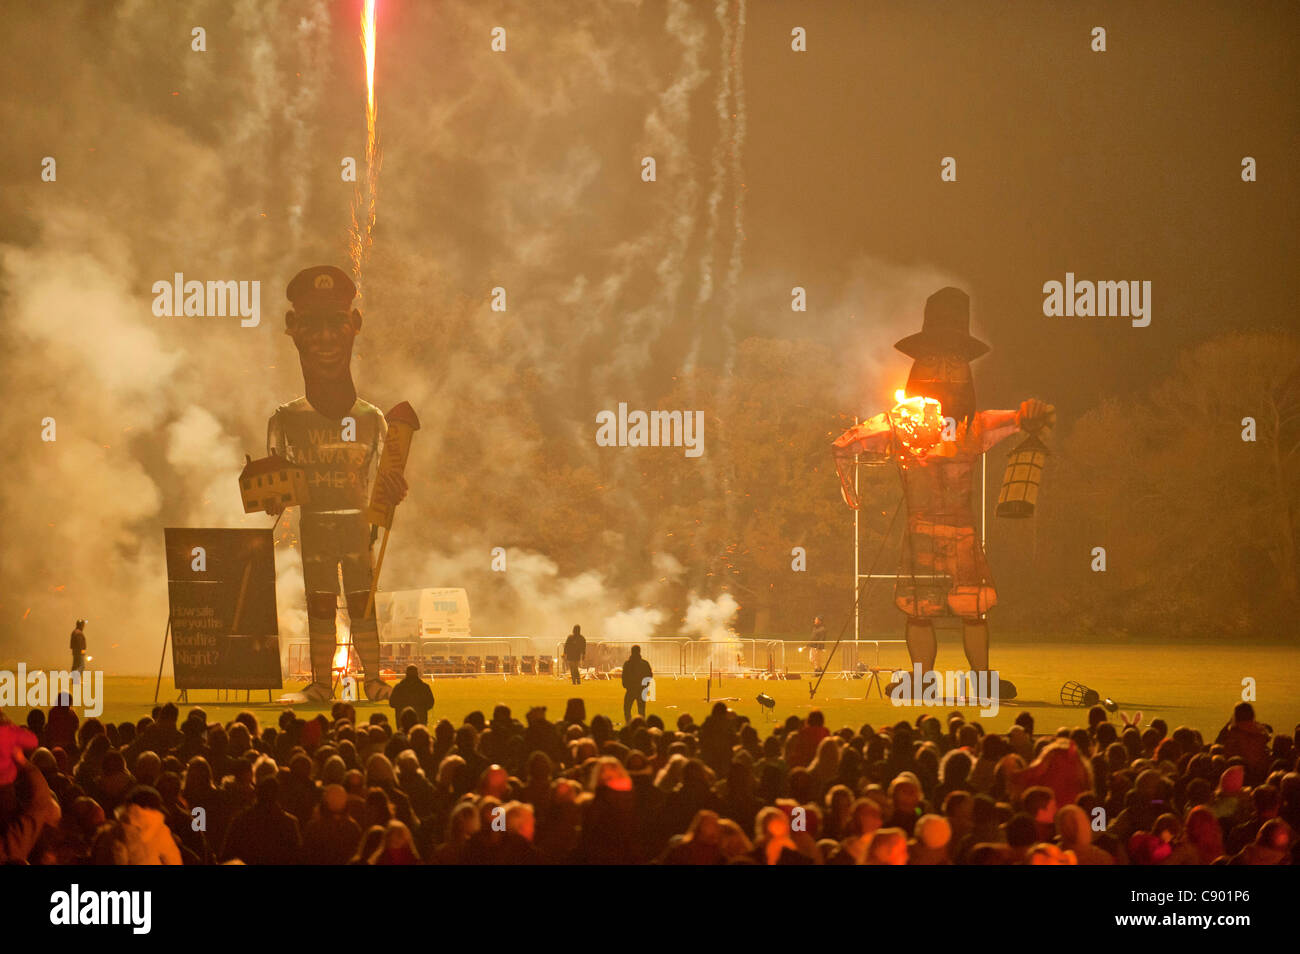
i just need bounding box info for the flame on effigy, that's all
[889,389,944,458]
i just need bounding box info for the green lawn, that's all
[75,642,1300,736]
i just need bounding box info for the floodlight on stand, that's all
[1060,680,1119,712]
[756,692,776,721]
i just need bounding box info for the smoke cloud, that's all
[0,1,953,672]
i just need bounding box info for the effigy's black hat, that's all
[894,287,990,361]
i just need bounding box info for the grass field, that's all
[74,642,1300,736]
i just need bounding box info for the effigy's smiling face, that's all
[906,354,976,423]
[286,308,360,380]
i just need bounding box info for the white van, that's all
[377,588,471,643]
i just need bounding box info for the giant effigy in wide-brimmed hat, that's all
[894,286,990,361]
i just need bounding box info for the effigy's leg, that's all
[961,618,989,671]
[345,588,387,700]
[905,617,936,672]
[960,617,1016,700]
[338,514,391,701]
[299,516,339,702]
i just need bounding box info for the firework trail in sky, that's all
[723,0,747,344]
[348,0,381,293]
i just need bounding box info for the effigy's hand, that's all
[1017,399,1056,434]
[375,470,409,506]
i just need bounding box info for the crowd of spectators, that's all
[1,687,1295,865]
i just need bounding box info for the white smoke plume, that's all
[0,2,957,675]
[601,606,667,643]
[682,592,740,641]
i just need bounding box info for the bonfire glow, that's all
[333,600,354,673]
[889,388,945,458]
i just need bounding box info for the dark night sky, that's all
[739,0,1299,410]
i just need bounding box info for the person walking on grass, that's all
[564,625,587,686]
[621,645,653,723]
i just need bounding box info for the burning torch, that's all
[364,402,420,617]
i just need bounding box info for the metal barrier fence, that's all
[285,635,910,680]
[551,638,790,677]
[680,639,788,675]
[286,636,542,678]
[681,639,908,676]
[551,639,690,678]
[802,639,911,675]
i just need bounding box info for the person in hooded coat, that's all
[388,666,435,726]
[117,786,182,865]
[621,645,653,723]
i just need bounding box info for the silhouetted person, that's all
[389,665,434,725]
[220,776,302,865]
[133,702,183,760]
[69,620,87,672]
[302,784,363,865]
[564,625,587,685]
[809,616,827,673]
[1215,701,1271,785]
[621,645,652,723]
[699,702,737,776]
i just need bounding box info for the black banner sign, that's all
[163,528,281,690]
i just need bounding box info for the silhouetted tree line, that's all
[413,330,1298,643]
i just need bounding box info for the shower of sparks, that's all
[348,0,381,293]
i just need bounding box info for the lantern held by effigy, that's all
[996,433,1048,518]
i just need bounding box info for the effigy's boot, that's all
[961,618,1015,701]
[887,618,938,700]
[303,593,337,703]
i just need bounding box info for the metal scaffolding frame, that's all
[852,427,988,640]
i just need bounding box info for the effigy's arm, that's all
[266,408,289,461]
[975,409,1021,452]
[834,411,892,456]
[976,400,1056,452]
[832,412,891,509]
